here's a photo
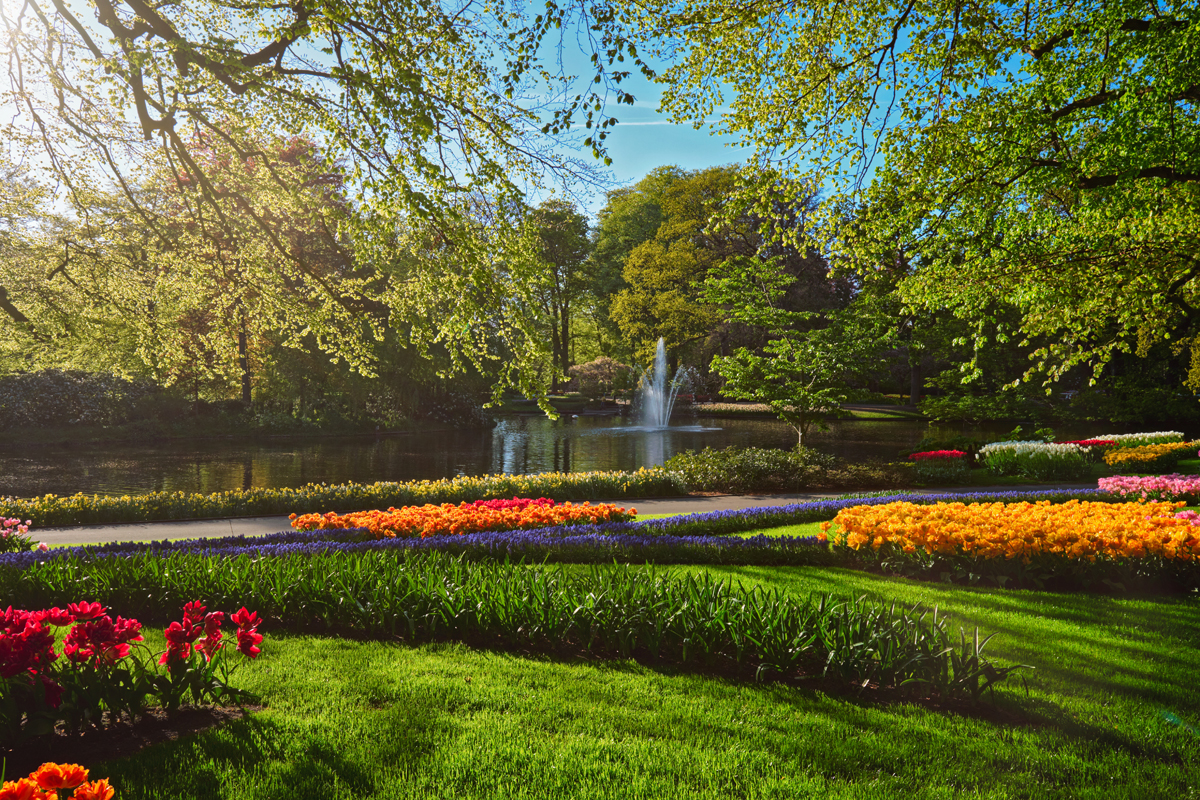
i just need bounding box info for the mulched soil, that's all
[2,705,258,777]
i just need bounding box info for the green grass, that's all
[94,563,1200,799]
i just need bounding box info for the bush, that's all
[663,446,906,493]
[0,370,155,431]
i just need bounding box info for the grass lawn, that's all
[76,524,1199,799]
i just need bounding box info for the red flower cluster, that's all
[908,450,967,461]
[469,498,555,511]
[231,608,263,658]
[0,607,59,680]
[62,615,143,665]
[0,603,144,710]
[160,601,261,667]
[1055,439,1116,447]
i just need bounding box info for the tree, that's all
[633,0,1200,389]
[0,0,651,399]
[527,199,592,388]
[608,165,745,362]
[705,255,892,446]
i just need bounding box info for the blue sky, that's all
[558,68,749,215]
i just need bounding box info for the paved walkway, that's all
[34,484,1095,546]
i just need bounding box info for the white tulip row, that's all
[1092,431,1184,447]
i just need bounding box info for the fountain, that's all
[636,338,689,429]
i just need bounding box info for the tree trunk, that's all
[239,314,252,405]
[908,348,921,406]
[560,302,571,380]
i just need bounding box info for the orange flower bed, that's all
[820,500,1200,563]
[289,498,635,539]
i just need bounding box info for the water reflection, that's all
[0,415,977,498]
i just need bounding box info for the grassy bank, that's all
[77,563,1200,799]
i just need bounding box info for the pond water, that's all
[0,414,1123,498]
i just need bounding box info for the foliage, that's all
[1103,441,1199,474]
[289,498,635,539]
[706,256,892,444]
[0,371,155,431]
[0,600,261,745]
[637,0,1200,388]
[0,470,687,527]
[566,356,636,399]
[0,553,1018,699]
[662,446,907,493]
[526,200,593,387]
[919,391,1055,424]
[823,500,1200,592]
[0,0,650,403]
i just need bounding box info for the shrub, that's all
[663,446,905,493]
[0,370,155,431]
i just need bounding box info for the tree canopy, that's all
[0,0,649,398]
[634,0,1200,388]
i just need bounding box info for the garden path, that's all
[33,484,1094,546]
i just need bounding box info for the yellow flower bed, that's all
[820,500,1200,563]
[1103,441,1197,470]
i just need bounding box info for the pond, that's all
[0,414,1122,498]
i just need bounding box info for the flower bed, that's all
[0,552,1022,700]
[907,450,967,483]
[0,489,1123,574]
[0,469,686,527]
[821,499,1200,591]
[1094,431,1184,448]
[1103,441,1198,474]
[977,441,1094,481]
[1097,474,1200,502]
[289,498,635,539]
[0,601,262,744]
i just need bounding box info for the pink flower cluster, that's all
[1098,474,1200,501]
[1055,439,1116,447]
[1174,510,1200,527]
[908,450,967,461]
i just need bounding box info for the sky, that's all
[549,60,750,216]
